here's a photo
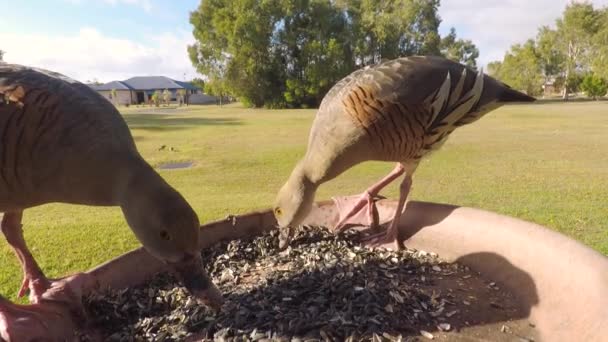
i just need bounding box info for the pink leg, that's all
[1,212,49,303]
[332,163,405,233]
[363,174,413,250]
[1,212,84,304]
[0,295,84,341]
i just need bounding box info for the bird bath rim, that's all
[81,199,608,342]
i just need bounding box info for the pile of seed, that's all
[84,227,477,341]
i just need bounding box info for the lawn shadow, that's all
[123,113,242,131]
[532,97,608,104]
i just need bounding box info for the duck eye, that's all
[274,207,283,216]
[160,230,171,241]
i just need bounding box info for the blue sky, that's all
[2,0,197,41]
[1,0,607,83]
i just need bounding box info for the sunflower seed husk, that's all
[438,323,451,331]
[83,226,513,341]
[420,330,434,339]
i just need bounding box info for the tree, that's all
[555,2,601,99]
[0,50,4,62]
[486,61,502,78]
[344,0,442,65]
[440,27,479,69]
[151,90,161,107]
[591,8,608,79]
[177,89,187,106]
[204,76,229,106]
[488,2,608,100]
[580,73,607,99]
[188,0,477,108]
[110,88,118,106]
[162,89,171,106]
[278,0,352,108]
[493,40,544,96]
[188,0,282,108]
[190,77,205,91]
[536,26,566,84]
[86,78,103,86]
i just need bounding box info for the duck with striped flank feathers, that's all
[0,63,223,340]
[274,55,535,250]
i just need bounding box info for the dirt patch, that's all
[158,161,194,170]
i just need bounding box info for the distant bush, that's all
[177,89,187,106]
[581,74,608,99]
[152,90,162,107]
[162,89,171,106]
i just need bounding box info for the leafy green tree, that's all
[204,76,230,106]
[0,50,4,62]
[188,0,476,108]
[591,8,608,79]
[151,90,161,107]
[162,89,171,106]
[110,88,117,106]
[279,0,351,107]
[554,72,585,95]
[86,78,103,86]
[555,2,601,99]
[177,88,187,106]
[343,0,442,65]
[188,0,282,107]
[486,61,502,78]
[580,73,607,99]
[536,26,566,85]
[440,27,479,69]
[190,78,205,91]
[489,2,608,99]
[494,40,544,96]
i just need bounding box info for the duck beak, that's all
[171,253,224,311]
[278,225,295,250]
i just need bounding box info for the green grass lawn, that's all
[1,101,607,300]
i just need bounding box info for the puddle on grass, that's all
[157,161,194,170]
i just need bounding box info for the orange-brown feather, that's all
[341,83,428,161]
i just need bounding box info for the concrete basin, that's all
[80,199,608,341]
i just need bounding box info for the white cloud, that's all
[4,1,607,83]
[439,0,608,66]
[0,27,197,83]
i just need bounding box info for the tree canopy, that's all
[581,73,608,99]
[490,40,544,96]
[188,0,479,108]
[490,1,608,99]
[440,27,479,69]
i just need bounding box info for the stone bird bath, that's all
[23,200,608,341]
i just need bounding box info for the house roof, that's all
[122,76,198,91]
[173,80,199,90]
[88,76,199,91]
[89,81,132,91]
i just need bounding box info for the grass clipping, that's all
[85,227,503,341]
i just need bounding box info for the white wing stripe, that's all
[426,71,451,126]
[448,68,467,108]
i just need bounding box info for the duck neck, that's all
[293,158,321,189]
[118,159,167,212]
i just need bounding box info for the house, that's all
[89,76,203,105]
[90,80,136,105]
[542,78,557,97]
